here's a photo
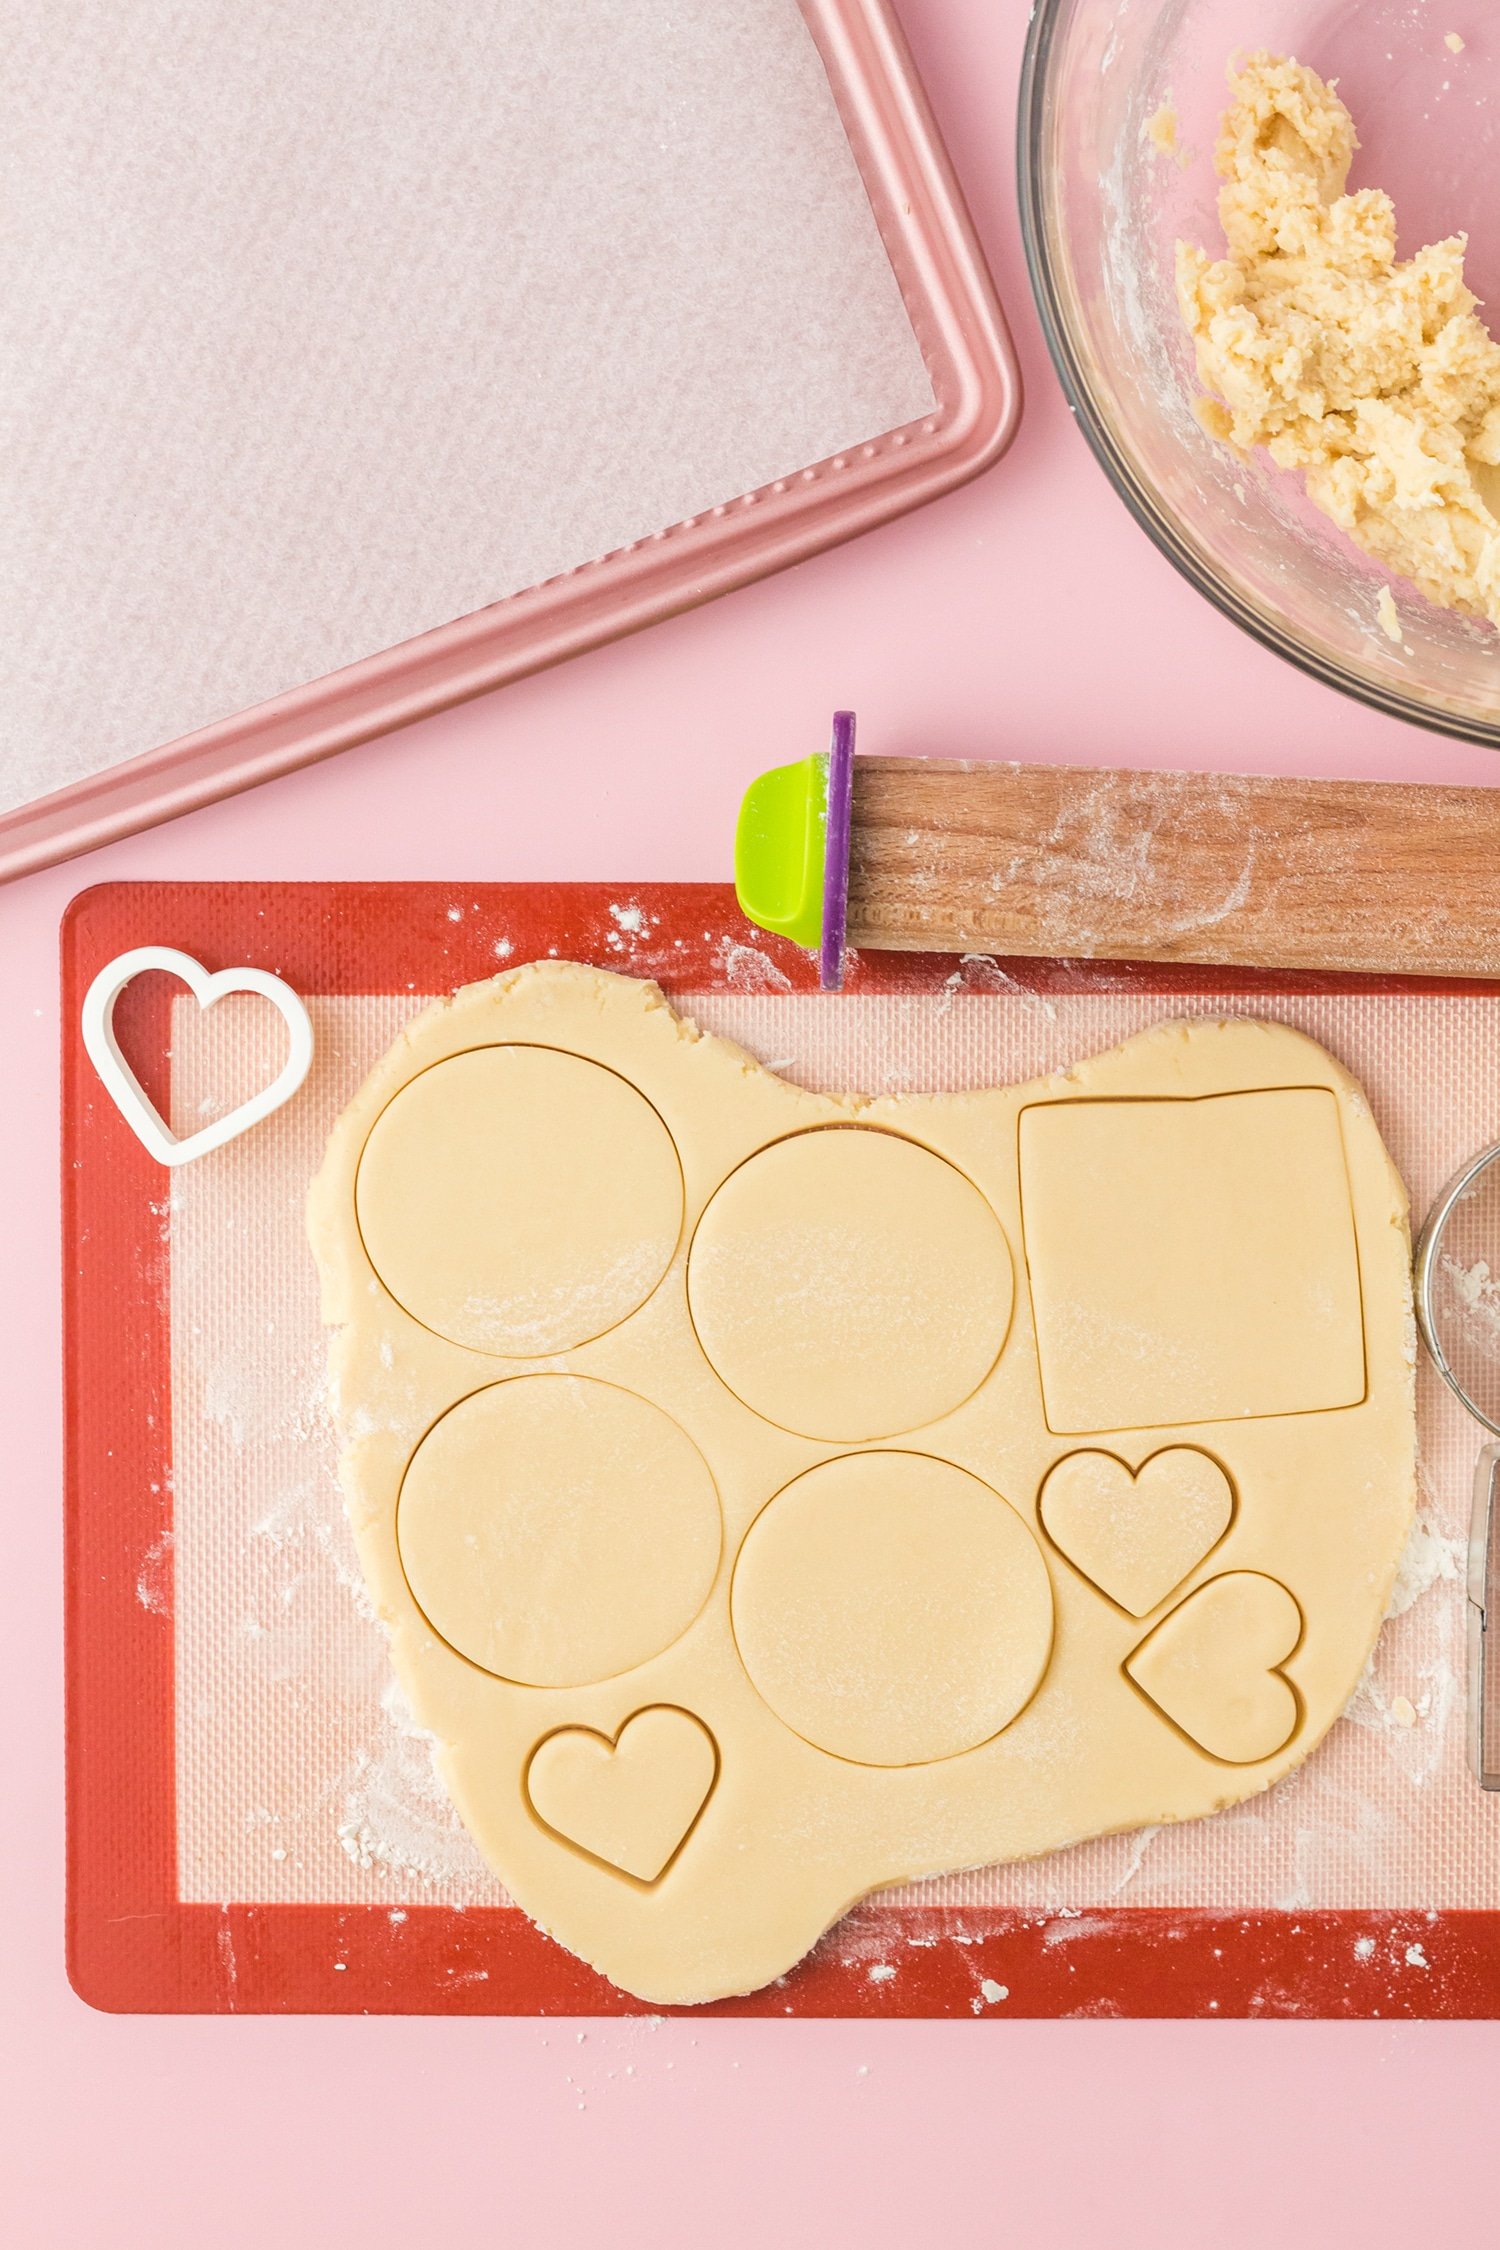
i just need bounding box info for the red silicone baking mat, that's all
[62,881,1500,2015]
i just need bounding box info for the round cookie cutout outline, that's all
[395,1373,723,1687]
[686,1124,1015,1442]
[354,1043,685,1358]
[730,1449,1055,1766]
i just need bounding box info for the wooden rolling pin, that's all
[733,717,1500,988]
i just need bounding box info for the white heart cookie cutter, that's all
[81,945,314,1167]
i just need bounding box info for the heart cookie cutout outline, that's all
[524,1706,719,1884]
[1125,1571,1304,1765]
[1039,1446,1234,1616]
[82,945,314,1167]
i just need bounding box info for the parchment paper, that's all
[3,1,932,813]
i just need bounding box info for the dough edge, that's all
[307,962,1418,2005]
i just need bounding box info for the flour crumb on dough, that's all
[1445,33,1465,56]
[1376,584,1402,642]
[1178,53,1500,628]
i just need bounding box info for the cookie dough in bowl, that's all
[308,962,1416,2005]
[1019,0,1500,743]
[1179,53,1500,632]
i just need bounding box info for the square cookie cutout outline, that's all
[1018,1087,1367,1437]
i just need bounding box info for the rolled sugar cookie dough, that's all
[308,962,1416,2005]
[1178,52,1500,627]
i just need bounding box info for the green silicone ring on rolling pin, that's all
[733,746,828,951]
[733,712,854,989]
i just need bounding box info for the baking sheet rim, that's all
[4,0,1021,885]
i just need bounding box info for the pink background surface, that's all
[4,2,1498,2240]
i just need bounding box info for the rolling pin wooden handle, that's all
[846,758,1500,979]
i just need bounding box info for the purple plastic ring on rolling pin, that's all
[819,711,855,992]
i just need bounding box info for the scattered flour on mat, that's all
[716,937,793,994]
[223,1366,496,1886]
[1107,1823,1164,1894]
[605,900,659,957]
[1331,1504,1464,1802]
[249,1464,378,1621]
[1386,1511,1465,1619]
[1446,1253,1500,1308]
[135,1529,174,1615]
[205,1343,331,1454]
[336,1680,494,1889]
[938,956,1060,1024]
[1439,1254,1500,1370]
[1041,1912,1114,1946]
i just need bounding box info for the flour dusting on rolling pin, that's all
[734,715,1500,988]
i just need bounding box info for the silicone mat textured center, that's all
[307,964,1416,2004]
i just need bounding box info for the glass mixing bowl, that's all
[1018,0,1500,744]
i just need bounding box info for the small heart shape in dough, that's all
[1039,1446,1234,1617]
[1125,1571,1303,1765]
[524,1706,718,1883]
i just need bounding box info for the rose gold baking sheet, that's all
[2,0,1018,882]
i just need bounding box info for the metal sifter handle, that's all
[1415,1143,1500,1790]
[1470,1449,1500,1791]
